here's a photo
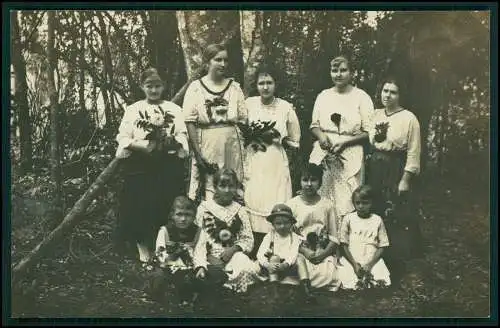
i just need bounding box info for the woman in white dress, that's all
[309,56,374,228]
[183,43,247,203]
[243,64,301,257]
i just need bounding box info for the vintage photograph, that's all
[7,6,493,320]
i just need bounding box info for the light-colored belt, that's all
[198,122,237,129]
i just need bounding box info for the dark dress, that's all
[117,150,186,251]
[365,108,424,280]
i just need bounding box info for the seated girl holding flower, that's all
[192,168,260,295]
[286,164,341,293]
[147,196,199,306]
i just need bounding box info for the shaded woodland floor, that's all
[9,174,491,319]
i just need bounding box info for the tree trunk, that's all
[175,11,203,79]
[79,11,86,113]
[11,10,33,174]
[240,11,265,97]
[47,10,64,216]
[97,12,114,127]
[12,157,122,283]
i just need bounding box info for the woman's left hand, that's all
[398,178,411,195]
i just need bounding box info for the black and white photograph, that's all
[6,4,495,321]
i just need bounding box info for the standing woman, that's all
[366,77,423,281]
[183,43,247,203]
[115,68,189,268]
[243,64,301,256]
[309,56,374,226]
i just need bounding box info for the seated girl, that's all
[286,163,340,292]
[192,168,260,294]
[337,185,391,290]
[256,203,313,299]
[148,196,199,306]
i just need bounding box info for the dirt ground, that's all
[9,176,491,319]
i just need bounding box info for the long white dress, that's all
[243,97,301,234]
[286,196,340,291]
[337,212,391,289]
[309,86,374,227]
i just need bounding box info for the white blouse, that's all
[115,100,189,158]
[245,96,301,148]
[368,108,421,175]
[309,86,374,135]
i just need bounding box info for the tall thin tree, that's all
[11,10,33,174]
[47,10,64,216]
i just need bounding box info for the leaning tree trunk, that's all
[240,11,265,97]
[47,10,64,216]
[11,10,33,174]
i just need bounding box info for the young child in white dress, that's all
[193,168,260,295]
[337,185,391,290]
[286,164,340,293]
[256,203,313,298]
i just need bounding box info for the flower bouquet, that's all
[355,270,387,290]
[154,241,194,271]
[304,226,331,252]
[202,212,243,247]
[134,106,181,154]
[237,120,281,152]
[373,122,390,143]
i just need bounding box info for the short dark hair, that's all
[376,76,407,107]
[170,196,196,216]
[140,67,163,85]
[213,168,240,188]
[301,163,324,186]
[351,185,375,203]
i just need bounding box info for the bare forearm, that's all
[186,123,202,156]
[311,127,326,141]
[344,131,368,147]
[342,244,358,267]
[367,248,385,268]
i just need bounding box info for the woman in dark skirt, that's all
[366,77,424,283]
[115,68,189,268]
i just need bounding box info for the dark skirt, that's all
[366,150,423,263]
[116,151,187,250]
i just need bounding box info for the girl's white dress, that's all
[243,97,301,234]
[286,196,340,291]
[193,199,260,293]
[308,87,374,225]
[337,212,391,289]
[256,230,303,285]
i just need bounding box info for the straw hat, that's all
[266,203,296,224]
